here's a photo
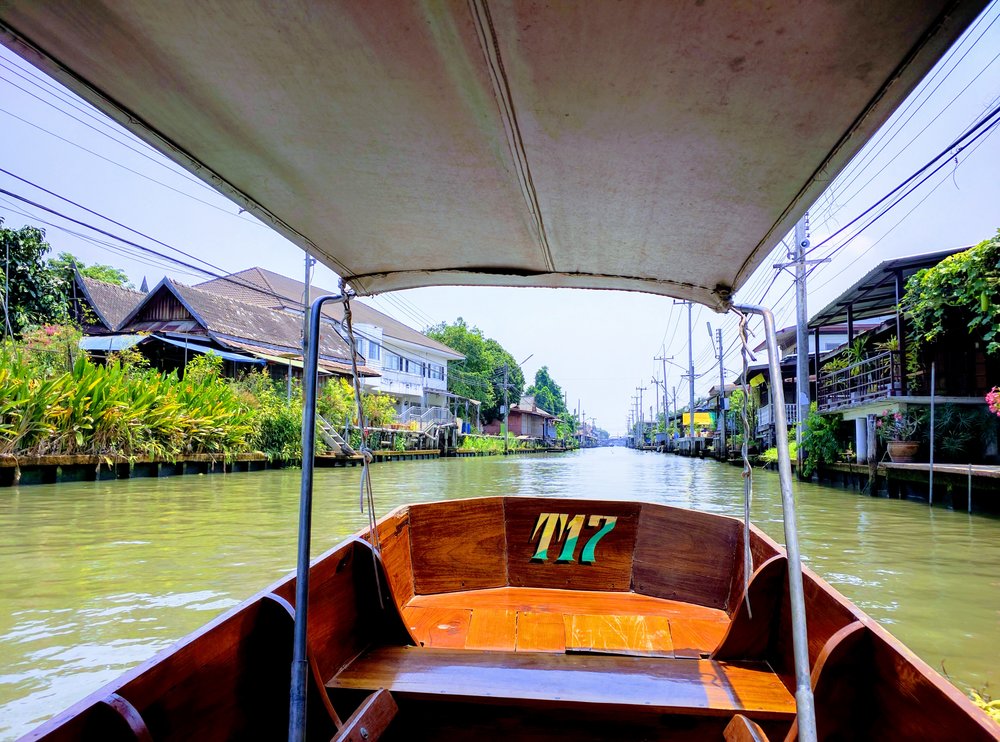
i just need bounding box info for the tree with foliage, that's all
[425,318,524,421]
[902,230,1000,356]
[0,220,68,335]
[526,366,568,417]
[48,252,133,288]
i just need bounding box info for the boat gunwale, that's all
[16,496,997,740]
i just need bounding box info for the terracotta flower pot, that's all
[887,440,919,463]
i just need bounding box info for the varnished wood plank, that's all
[370,509,414,605]
[725,713,771,741]
[465,609,518,651]
[408,498,507,594]
[565,614,673,657]
[331,689,398,742]
[726,526,782,616]
[515,611,566,652]
[402,606,471,648]
[633,504,742,611]
[405,585,729,624]
[669,617,730,659]
[329,647,796,720]
[505,498,639,591]
[713,556,787,662]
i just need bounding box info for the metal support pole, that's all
[290,293,343,742]
[929,362,936,505]
[733,303,817,742]
[968,463,973,513]
[687,303,695,438]
[813,325,821,405]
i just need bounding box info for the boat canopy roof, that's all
[0,1,986,310]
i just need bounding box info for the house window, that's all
[425,363,444,380]
[366,338,380,360]
[385,352,402,371]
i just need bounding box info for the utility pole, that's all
[636,385,646,446]
[708,324,726,459]
[655,354,671,425]
[674,300,695,438]
[717,327,726,458]
[503,363,510,454]
[774,213,828,474]
[794,216,809,473]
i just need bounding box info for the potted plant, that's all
[875,409,921,462]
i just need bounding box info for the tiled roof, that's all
[196,267,464,359]
[78,275,145,330]
[122,279,358,364]
[512,395,555,418]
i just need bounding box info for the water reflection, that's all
[0,449,997,738]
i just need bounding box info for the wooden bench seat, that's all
[401,586,731,657]
[327,646,796,720]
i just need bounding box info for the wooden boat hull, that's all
[20,497,998,741]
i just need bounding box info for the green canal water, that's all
[1,448,998,738]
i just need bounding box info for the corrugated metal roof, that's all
[79,334,145,352]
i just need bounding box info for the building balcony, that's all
[817,350,901,413]
[757,403,799,431]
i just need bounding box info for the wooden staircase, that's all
[317,414,356,457]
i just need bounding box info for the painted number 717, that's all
[529,513,618,565]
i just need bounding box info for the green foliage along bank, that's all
[0,327,398,463]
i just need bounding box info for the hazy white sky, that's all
[2,5,999,434]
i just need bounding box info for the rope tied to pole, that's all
[341,285,383,608]
[734,307,756,619]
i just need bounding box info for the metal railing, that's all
[817,350,901,412]
[398,405,454,430]
[758,403,799,430]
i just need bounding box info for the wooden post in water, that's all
[929,362,936,505]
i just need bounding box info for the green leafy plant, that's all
[902,231,1000,355]
[801,404,843,477]
[761,440,797,466]
[874,408,921,443]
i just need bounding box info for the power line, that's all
[804,100,1000,260]
[0,108,265,225]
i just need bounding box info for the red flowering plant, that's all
[987,387,1000,418]
[874,409,921,442]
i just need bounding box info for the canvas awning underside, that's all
[0,1,986,310]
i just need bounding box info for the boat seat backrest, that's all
[712,555,788,662]
[405,497,761,614]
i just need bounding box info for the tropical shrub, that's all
[902,231,1000,355]
[801,404,843,477]
[0,337,256,460]
[761,441,797,466]
[362,391,397,428]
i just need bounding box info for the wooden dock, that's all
[816,461,1000,512]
